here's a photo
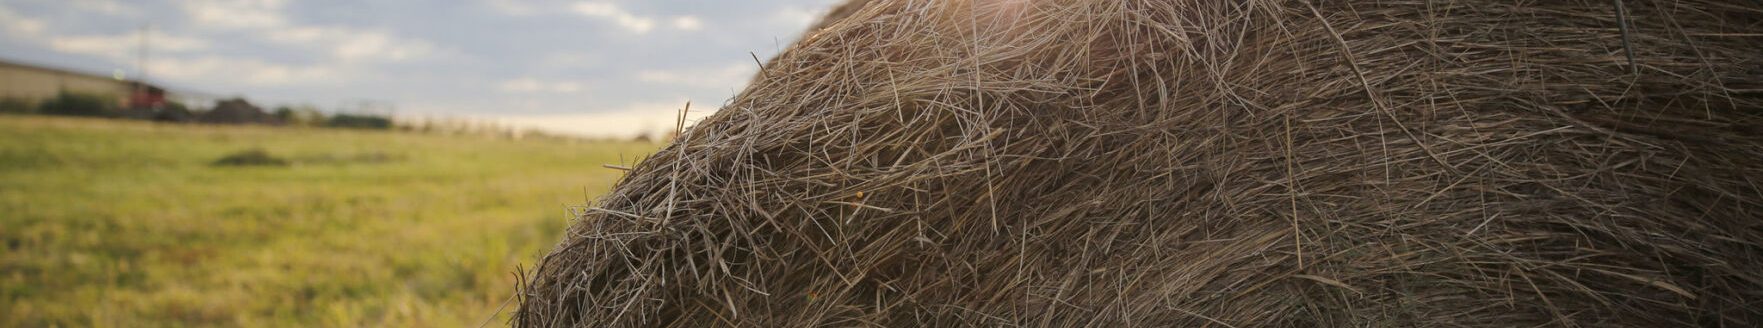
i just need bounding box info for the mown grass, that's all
[0,115,655,327]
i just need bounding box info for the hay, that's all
[213,148,289,167]
[517,0,1763,326]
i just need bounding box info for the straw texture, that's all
[518,0,1763,326]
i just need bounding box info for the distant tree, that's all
[154,101,195,122]
[199,98,275,124]
[274,105,326,126]
[631,126,659,143]
[327,113,392,129]
[38,91,116,117]
[0,98,31,114]
[273,106,295,121]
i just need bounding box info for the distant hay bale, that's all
[213,148,289,167]
[517,0,1763,326]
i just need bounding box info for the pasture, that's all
[0,115,653,327]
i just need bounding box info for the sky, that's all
[0,0,840,138]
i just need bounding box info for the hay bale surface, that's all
[518,0,1763,326]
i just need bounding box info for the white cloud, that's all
[671,16,703,31]
[772,6,823,28]
[47,31,211,61]
[180,0,288,29]
[68,0,140,17]
[2,5,212,67]
[267,26,435,62]
[148,56,342,86]
[2,1,378,91]
[486,1,703,33]
[636,63,755,89]
[178,0,436,63]
[483,0,538,16]
[0,6,47,37]
[571,2,655,33]
[3,0,800,137]
[499,78,586,94]
[499,100,714,139]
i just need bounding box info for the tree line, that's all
[0,91,392,129]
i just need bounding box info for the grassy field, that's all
[0,115,655,327]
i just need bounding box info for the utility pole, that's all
[137,24,150,84]
[134,23,160,111]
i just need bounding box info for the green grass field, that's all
[0,115,655,327]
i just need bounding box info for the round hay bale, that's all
[517,0,1763,326]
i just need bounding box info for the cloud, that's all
[484,1,709,34]
[4,1,368,90]
[636,63,755,89]
[570,2,655,33]
[671,16,703,31]
[47,31,211,61]
[67,0,140,17]
[483,0,538,16]
[539,52,601,70]
[147,56,341,86]
[0,6,47,37]
[498,100,713,139]
[2,1,829,138]
[267,26,436,62]
[568,2,705,34]
[179,0,437,63]
[499,78,586,94]
[180,0,288,29]
[772,6,823,28]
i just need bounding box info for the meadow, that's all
[0,115,655,327]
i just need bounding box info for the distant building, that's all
[2,59,134,105]
[0,58,208,116]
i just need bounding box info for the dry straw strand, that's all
[517,0,1763,326]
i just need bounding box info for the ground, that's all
[0,115,655,327]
